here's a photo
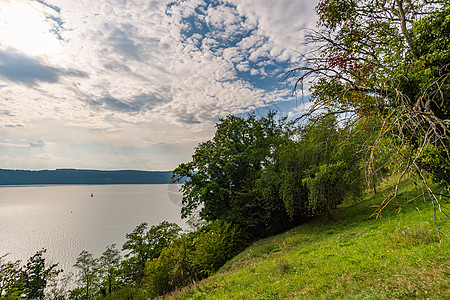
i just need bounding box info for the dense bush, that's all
[121,221,182,284]
[145,220,245,298]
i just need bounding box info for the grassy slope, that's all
[165,179,450,299]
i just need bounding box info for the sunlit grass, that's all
[163,179,450,299]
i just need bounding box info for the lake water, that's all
[0,184,185,274]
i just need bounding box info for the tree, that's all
[121,222,147,284]
[0,254,22,299]
[122,221,181,284]
[173,112,299,239]
[144,240,191,298]
[73,250,98,300]
[144,220,244,298]
[273,114,370,220]
[188,220,244,278]
[98,244,121,296]
[21,249,61,300]
[1,250,61,300]
[287,0,449,234]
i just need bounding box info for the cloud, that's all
[0,0,319,170]
[0,49,87,86]
[0,141,28,148]
[0,110,13,116]
[89,92,171,113]
[15,0,316,123]
[177,113,201,125]
[236,61,250,72]
[30,139,46,148]
[36,0,61,14]
[31,153,53,161]
[105,24,145,61]
[230,0,318,61]
[0,50,59,85]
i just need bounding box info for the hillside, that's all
[165,179,450,299]
[0,169,175,185]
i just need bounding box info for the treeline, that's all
[173,112,386,240]
[66,220,244,299]
[0,220,244,299]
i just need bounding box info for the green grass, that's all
[162,179,450,299]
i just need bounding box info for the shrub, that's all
[144,221,245,297]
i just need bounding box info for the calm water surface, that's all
[0,184,184,273]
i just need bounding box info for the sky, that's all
[0,0,318,171]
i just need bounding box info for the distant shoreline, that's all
[0,182,182,187]
[0,169,184,185]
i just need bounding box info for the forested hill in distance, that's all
[0,169,179,185]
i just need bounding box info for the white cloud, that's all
[230,0,318,62]
[0,0,62,55]
[0,0,318,170]
[236,61,250,72]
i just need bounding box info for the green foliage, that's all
[263,113,372,223]
[144,220,245,298]
[189,221,245,278]
[417,142,450,186]
[291,0,450,192]
[0,254,23,299]
[144,248,177,297]
[400,4,450,186]
[173,112,297,239]
[98,244,121,296]
[303,162,348,215]
[174,112,377,241]
[66,223,182,300]
[101,285,148,300]
[0,250,61,300]
[121,221,181,283]
[283,115,368,217]
[73,250,98,300]
[22,249,61,299]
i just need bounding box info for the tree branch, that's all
[394,0,419,58]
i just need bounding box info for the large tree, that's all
[173,112,298,239]
[288,0,449,234]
